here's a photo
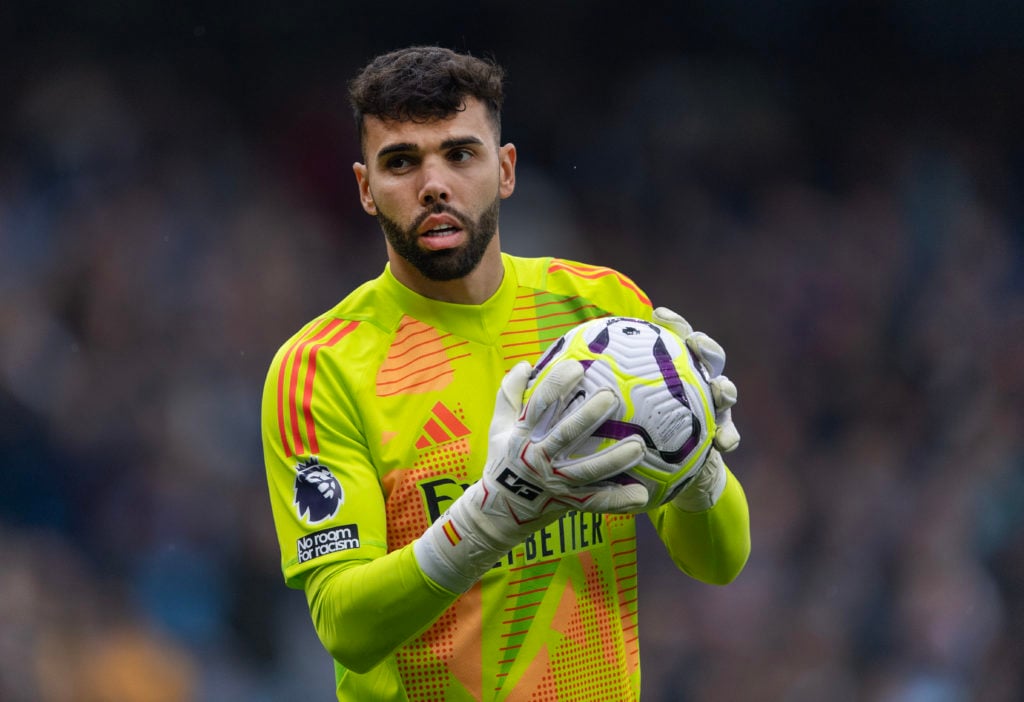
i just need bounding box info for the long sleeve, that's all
[648,464,751,585]
[304,543,459,674]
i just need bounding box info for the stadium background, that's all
[1,2,1022,700]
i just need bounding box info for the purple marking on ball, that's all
[594,418,700,465]
[588,325,611,354]
[652,335,689,408]
[531,336,565,378]
[593,419,648,444]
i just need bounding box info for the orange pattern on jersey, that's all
[550,578,585,647]
[608,515,641,671]
[547,260,651,307]
[381,466,434,551]
[506,646,552,702]
[499,293,608,365]
[580,551,620,666]
[541,552,634,699]
[276,318,359,457]
[437,584,483,699]
[395,603,457,700]
[377,316,470,397]
[382,437,472,552]
[495,559,554,691]
[394,582,483,701]
[508,293,602,323]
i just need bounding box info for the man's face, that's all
[376,185,500,282]
[353,98,516,283]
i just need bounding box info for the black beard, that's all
[378,198,500,282]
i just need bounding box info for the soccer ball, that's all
[525,316,717,510]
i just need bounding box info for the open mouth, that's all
[418,220,465,251]
[423,224,460,237]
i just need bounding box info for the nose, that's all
[418,159,450,206]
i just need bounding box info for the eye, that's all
[448,148,474,163]
[385,154,416,171]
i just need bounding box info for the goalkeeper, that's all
[261,45,750,701]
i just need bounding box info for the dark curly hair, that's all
[348,46,505,149]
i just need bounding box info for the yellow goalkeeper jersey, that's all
[262,254,745,701]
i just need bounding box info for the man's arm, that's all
[648,455,750,585]
[646,307,750,584]
[303,546,458,674]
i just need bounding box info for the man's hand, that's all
[653,307,740,453]
[481,360,650,521]
[415,361,646,592]
[652,307,740,513]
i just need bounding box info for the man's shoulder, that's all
[267,274,403,370]
[506,254,652,310]
[327,274,406,331]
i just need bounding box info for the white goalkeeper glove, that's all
[671,447,728,512]
[414,361,646,592]
[652,307,738,512]
[652,307,740,453]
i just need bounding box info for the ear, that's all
[353,162,377,215]
[498,143,517,199]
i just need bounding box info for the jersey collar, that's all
[382,254,519,345]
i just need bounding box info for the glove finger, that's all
[523,360,584,429]
[566,482,650,514]
[713,410,741,453]
[552,435,645,484]
[710,375,737,411]
[685,332,726,378]
[538,386,619,454]
[492,361,533,427]
[653,306,693,338]
[708,374,740,452]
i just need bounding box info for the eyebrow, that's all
[375,136,486,160]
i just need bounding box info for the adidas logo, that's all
[415,402,470,449]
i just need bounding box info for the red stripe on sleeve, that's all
[301,320,360,455]
[548,261,652,306]
[276,349,297,457]
[276,323,323,458]
[286,319,345,456]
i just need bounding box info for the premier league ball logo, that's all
[294,457,343,523]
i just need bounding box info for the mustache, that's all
[410,202,467,232]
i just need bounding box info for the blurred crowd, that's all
[1,11,1022,702]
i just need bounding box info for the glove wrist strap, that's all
[414,482,521,593]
